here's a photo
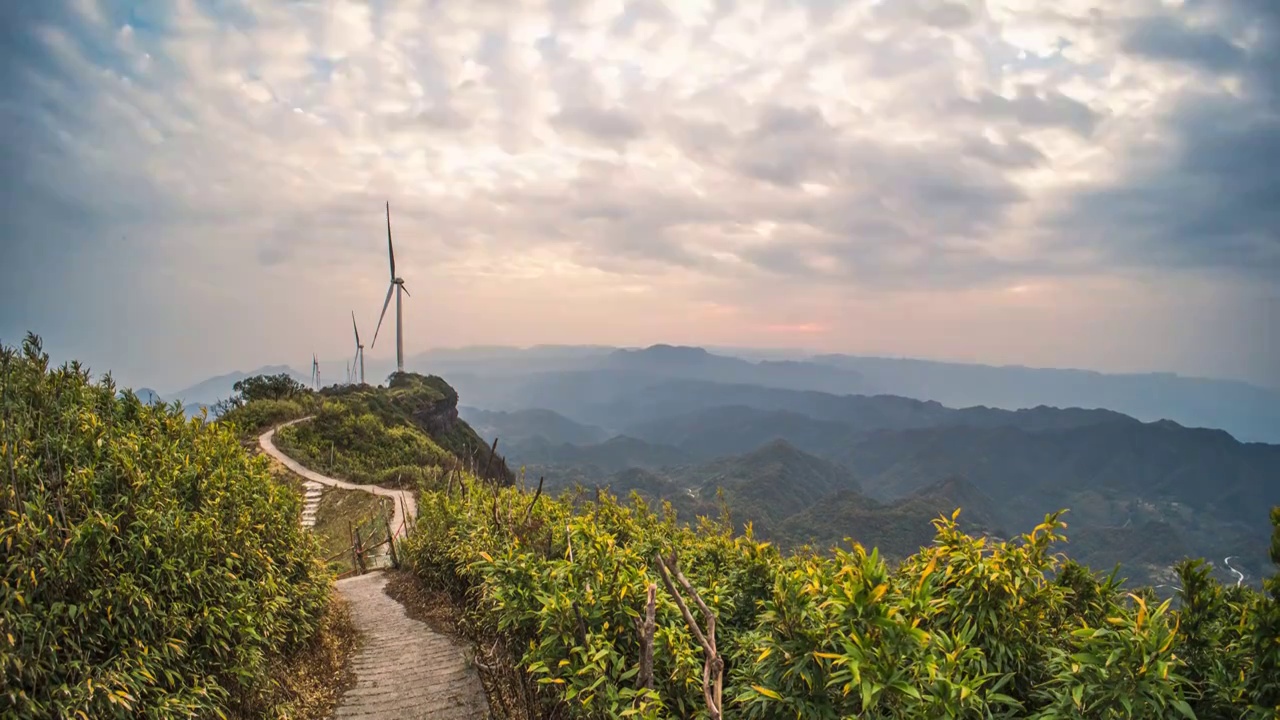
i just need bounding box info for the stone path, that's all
[260,419,490,719]
[301,480,323,530]
[334,572,490,719]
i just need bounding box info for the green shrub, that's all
[0,335,330,719]
[218,398,308,437]
[405,474,1280,719]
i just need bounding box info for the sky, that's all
[0,0,1277,393]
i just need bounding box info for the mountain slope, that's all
[272,372,514,487]
[674,439,860,534]
[814,353,1280,443]
[777,476,1001,560]
[625,405,852,460]
[515,435,695,475]
[459,406,611,447]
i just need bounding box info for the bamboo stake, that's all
[521,476,544,525]
[482,436,499,481]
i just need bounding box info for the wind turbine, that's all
[372,201,409,373]
[311,353,320,390]
[350,310,366,384]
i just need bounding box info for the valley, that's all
[452,346,1280,590]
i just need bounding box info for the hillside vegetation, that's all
[0,335,331,719]
[489,380,1278,586]
[272,372,513,487]
[201,369,1280,718]
[406,469,1280,719]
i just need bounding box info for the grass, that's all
[267,455,395,575]
[313,487,395,574]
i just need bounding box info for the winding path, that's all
[260,418,417,538]
[260,419,490,719]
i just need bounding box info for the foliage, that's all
[405,467,1280,720]
[0,334,331,720]
[243,596,358,720]
[218,398,311,437]
[234,373,309,403]
[211,372,318,437]
[274,398,452,486]
[271,374,512,485]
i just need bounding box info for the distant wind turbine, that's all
[371,201,410,374]
[311,353,320,390]
[350,311,366,384]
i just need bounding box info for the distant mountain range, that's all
[457,370,1278,588]
[173,344,1280,442]
[422,344,1280,443]
[164,344,1280,585]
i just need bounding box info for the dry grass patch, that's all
[233,594,360,720]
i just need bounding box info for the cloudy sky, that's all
[1,0,1277,392]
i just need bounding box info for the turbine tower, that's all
[372,201,409,374]
[350,311,366,384]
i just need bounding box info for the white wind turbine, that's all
[371,201,410,374]
[350,310,366,384]
[310,353,320,390]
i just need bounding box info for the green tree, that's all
[233,373,308,403]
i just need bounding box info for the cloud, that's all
[1122,14,1246,73]
[1059,0,1280,280]
[952,86,1100,137]
[0,0,1277,390]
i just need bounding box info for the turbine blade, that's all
[353,349,360,378]
[351,310,361,345]
[371,282,394,347]
[386,201,396,280]
[400,283,410,298]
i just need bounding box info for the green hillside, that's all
[777,476,1003,560]
[272,372,513,487]
[405,468,1280,719]
[500,384,1279,587]
[15,341,1278,719]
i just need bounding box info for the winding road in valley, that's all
[259,419,490,719]
[1224,556,1245,587]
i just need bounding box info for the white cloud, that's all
[0,0,1276,389]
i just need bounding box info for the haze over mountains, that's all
[167,344,1280,443]
[162,343,1280,587]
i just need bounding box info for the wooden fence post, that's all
[348,520,359,575]
[386,518,399,568]
[354,525,367,575]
